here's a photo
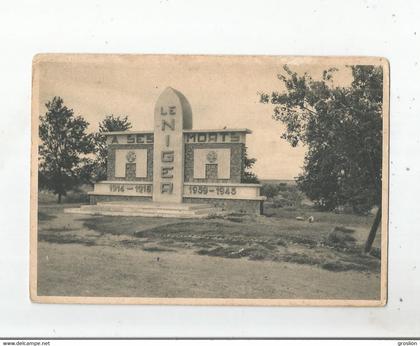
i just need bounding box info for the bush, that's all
[326,226,356,248]
[64,191,90,204]
[261,184,281,199]
[261,183,304,209]
[38,187,91,204]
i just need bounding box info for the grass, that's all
[36,204,382,299]
[38,188,91,204]
[38,232,96,246]
[325,227,357,247]
[37,203,381,274]
[142,246,176,252]
[282,253,322,266]
[38,211,57,221]
[263,204,375,228]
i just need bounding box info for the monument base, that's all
[89,194,152,205]
[64,201,226,219]
[87,180,265,215]
[88,193,264,215]
[183,197,264,215]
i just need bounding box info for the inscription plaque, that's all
[152,87,192,203]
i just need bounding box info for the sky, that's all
[35,55,354,179]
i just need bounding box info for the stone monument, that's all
[65,87,265,218]
[153,87,192,203]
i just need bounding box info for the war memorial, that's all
[66,87,265,218]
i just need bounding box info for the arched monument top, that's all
[153,87,193,203]
[155,87,193,130]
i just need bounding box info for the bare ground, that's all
[36,204,382,300]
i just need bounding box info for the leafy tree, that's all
[39,97,94,203]
[261,183,281,199]
[242,147,259,183]
[260,65,382,212]
[260,65,383,251]
[91,115,132,181]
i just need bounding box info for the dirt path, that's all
[37,242,380,299]
[36,204,381,300]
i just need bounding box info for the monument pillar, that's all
[152,87,193,203]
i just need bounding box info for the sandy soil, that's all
[36,204,381,300]
[38,242,380,299]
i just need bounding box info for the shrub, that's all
[261,183,304,209]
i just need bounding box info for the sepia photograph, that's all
[30,54,389,305]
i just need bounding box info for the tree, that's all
[260,65,383,251]
[91,115,132,181]
[242,147,259,183]
[39,97,94,203]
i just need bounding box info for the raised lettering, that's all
[197,133,207,142]
[169,106,176,115]
[161,183,173,194]
[136,134,144,144]
[230,132,240,142]
[186,133,196,143]
[146,134,154,143]
[161,167,174,178]
[127,134,135,143]
[161,151,174,162]
[208,133,218,142]
[162,119,175,131]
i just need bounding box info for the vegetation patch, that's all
[282,235,318,247]
[321,261,366,272]
[41,205,381,273]
[369,247,381,259]
[82,216,170,236]
[38,211,56,221]
[38,232,96,246]
[197,247,245,259]
[281,253,322,266]
[118,239,148,248]
[40,227,76,233]
[225,216,245,223]
[142,246,176,253]
[197,242,279,261]
[325,226,357,248]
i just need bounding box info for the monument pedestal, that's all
[64,201,227,219]
[65,87,265,218]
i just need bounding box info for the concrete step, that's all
[94,201,212,211]
[65,208,211,219]
[81,204,218,215]
[65,202,226,219]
